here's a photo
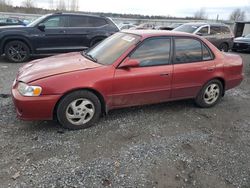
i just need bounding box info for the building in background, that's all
[234,22,250,37]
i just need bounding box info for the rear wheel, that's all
[4,40,30,63]
[57,90,102,130]
[195,80,223,108]
[219,43,229,52]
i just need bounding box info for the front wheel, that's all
[195,80,223,108]
[4,41,30,63]
[57,90,102,130]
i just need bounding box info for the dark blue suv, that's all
[0,13,119,62]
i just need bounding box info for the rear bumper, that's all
[12,88,61,121]
[225,75,244,90]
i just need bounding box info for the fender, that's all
[0,35,34,54]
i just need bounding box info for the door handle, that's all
[59,30,66,33]
[207,67,214,72]
[160,73,169,76]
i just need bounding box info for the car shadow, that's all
[17,99,197,132]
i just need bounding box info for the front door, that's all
[34,15,71,53]
[205,26,222,48]
[112,37,173,108]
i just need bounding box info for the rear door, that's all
[112,37,173,107]
[172,37,215,99]
[66,16,109,49]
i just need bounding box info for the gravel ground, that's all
[0,53,250,188]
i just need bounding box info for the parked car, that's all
[173,22,234,52]
[12,30,243,130]
[0,17,27,26]
[132,23,155,30]
[119,23,137,30]
[232,34,250,52]
[0,13,119,63]
[156,23,183,30]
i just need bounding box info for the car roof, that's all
[182,22,228,27]
[52,12,104,18]
[122,29,198,38]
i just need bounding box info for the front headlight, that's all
[17,82,42,97]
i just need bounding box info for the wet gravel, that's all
[0,53,250,187]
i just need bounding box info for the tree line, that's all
[0,0,79,12]
[193,8,246,22]
[0,0,248,21]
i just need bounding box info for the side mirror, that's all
[119,58,140,69]
[37,23,45,31]
[196,32,203,36]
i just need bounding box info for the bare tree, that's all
[194,8,207,19]
[229,8,246,21]
[22,0,35,8]
[0,0,8,11]
[70,0,79,11]
[49,0,54,10]
[57,0,66,10]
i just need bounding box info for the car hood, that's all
[0,25,26,30]
[17,52,102,83]
[234,37,250,42]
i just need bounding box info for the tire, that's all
[195,79,223,108]
[57,90,102,130]
[219,43,229,52]
[4,40,30,63]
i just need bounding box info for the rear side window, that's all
[210,26,221,35]
[68,16,89,27]
[174,38,202,64]
[88,17,107,27]
[202,44,213,61]
[131,38,171,67]
[221,26,231,34]
[68,16,107,27]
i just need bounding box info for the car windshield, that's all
[173,24,200,33]
[169,23,182,28]
[86,32,141,65]
[245,34,250,38]
[27,15,48,27]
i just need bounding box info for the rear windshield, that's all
[173,24,200,33]
[87,32,141,65]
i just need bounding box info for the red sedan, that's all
[12,30,243,129]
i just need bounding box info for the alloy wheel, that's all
[65,98,95,126]
[7,43,28,62]
[203,83,220,105]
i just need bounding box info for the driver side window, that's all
[130,38,171,67]
[42,16,68,28]
[198,26,209,35]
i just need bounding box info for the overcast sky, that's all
[13,0,250,20]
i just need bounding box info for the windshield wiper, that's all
[81,51,98,63]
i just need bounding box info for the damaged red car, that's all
[12,30,243,129]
